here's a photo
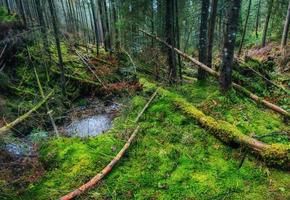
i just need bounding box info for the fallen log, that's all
[139,30,289,118]
[141,79,290,169]
[0,91,53,135]
[51,68,100,87]
[60,88,159,200]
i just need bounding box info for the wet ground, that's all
[0,98,121,195]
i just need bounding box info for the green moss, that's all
[21,135,123,199]
[11,78,289,200]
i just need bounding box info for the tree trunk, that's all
[48,0,66,95]
[255,0,261,39]
[175,0,182,81]
[207,0,218,68]
[140,29,290,117]
[281,0,290,48]
[35,0,51,62]
[219,0,241,93]
[5,0,11,15]
[165,0,177,83]
[261,0,274,47]
[18,0,27,27]
[238,0,251,56]
[198,0,210,80]
[90,0,100,54]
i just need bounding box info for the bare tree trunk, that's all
[48,0,66,95]
[261,0,274,47]
[18,0,27,27]
[175,0,182,82]
[238,0,251,56]
[35,0,50,58]
[207,0,218,68]
[5,0,11,15]
[281,0,290,48]
[255,0,261,39]
[90,0,100,54]
[165,0,177,83]
[219,0,242,93]
[198,0,210,80]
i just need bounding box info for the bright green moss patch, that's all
[85,93,290,200]
[21,135,123,199]
[11,79,289,200]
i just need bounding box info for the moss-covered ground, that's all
[7,77,287,200]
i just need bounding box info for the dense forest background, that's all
[0,0,289,199]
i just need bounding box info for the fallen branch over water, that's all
[141,79,290,169]
[139,30,289,118]
[0,91,53,135]
[60,88,159,200]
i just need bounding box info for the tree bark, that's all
[90,0,100,54]
[238,0,251,56]
[261,0,274,47]
[198,0,210,80]
[255,0,261,39]
[175,0,182,81]
[5,0,11,15]
[207,0,218,68]
[139,29,290,117]
[48,0,66,95]
[281,0,290,48]
[219,0,242,93]
[35,0,51,64]
[141,79,290,169]
[165,0,177,83]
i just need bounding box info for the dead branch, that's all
[140,29,289,118]
[59,89,159,200]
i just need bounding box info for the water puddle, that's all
[64,101,120,138]
[65,114,113,137]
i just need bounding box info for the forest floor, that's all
[0,9,290,199]
[12,77,288,200]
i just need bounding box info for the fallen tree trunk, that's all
[0,91,53,135]
[139,30,289,118]
[51,68,100,87]
[60,88,159,200]
[141,79,290,169]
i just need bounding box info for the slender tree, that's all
[220,0,242,93]
[198,0,210,80]
[174,0,182,81]
[18,0,27,27]
[207,0,218,68]
[255,0,261,39]
[35,0,50,59]
[90,0,100,54]
[5,0,11,15]
[261,0,274,47]
[281,0,290,48]
[48,0,66,95]
[165,0,177,83]
[238,0,251,56]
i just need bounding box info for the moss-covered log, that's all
[140,30,289,118]
[141,79,290,168]
[0,91,53,135]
